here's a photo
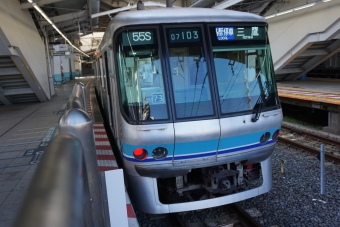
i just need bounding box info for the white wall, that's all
[0,0,50,99]
[265,0,340,69]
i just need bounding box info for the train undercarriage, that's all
[157,162,262,204]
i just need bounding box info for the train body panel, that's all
[94,7,282,214]
[120,110,280,178]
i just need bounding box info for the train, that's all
[93,7,283,214]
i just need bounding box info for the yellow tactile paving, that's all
[278,87,340,105]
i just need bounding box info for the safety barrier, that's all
[12,82,103,227]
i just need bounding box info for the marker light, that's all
[133,148,148,160]
[260,132,271,144]
[246,164,253,170]
[152,147,168,160]
[272,129,280,140]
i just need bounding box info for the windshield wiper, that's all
[251,72,267,122]
[251,95,263,122]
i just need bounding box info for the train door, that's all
[95,60,100,90]
[107,47,119,140]
[164,26,220,164]
[104,51,114,128]
[99,57,105,106]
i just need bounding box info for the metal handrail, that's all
[59,108,104,227]
[12,134,84,227]
[67,82,86,111]
[12,82,103,227]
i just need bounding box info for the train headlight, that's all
[272,129,280,140]
[152,147,168,160]
[133,148,148,160]
[260,132,271,144]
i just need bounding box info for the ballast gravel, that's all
[135,141,340,227]
[237,143,340,227]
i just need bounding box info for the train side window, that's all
[99,58,105,90]
[96,61,100,81]
[102,56,108,92]
[115,28,169,122]
[165,27,214,119]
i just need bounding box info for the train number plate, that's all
[152,93,164,104]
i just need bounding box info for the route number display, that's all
[122,30,154,46]
[168,28,200,43]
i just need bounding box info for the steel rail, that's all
[227,203,261,227]
[278,136,340,164]
[170,203,261,227]
[281,125,340,147]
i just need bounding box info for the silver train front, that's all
[118,109,282,213]
[93,7,283,214]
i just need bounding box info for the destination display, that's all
[169,28,200,43]
[215,26,265,41]
[122,30,155,46]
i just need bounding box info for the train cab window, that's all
[115,29,169,122]
[166,27,214,119]
[209,25,279,115]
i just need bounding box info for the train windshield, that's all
[116,29,169,121]
[166,27,214,118]
[115,25,279,123]
[210,26,279,115]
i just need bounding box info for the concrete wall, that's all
[75,54,82,76]
[0,0,50,99]
[265,0,340,70]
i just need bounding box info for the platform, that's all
[278,78,340,106]
[0,77,138,227]
[277,78,340,135]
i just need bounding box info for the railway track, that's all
[169,203,261,227]
[279,125,340,164]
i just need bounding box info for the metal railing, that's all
[12,82,103,227]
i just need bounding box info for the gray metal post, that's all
[44,31,55,97]
[12,134,84,227]
[137,0,145,10]
[320,144,325,195]
[58,108,104,227]
[166,0,172,7]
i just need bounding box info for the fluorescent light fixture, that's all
[294,2,315,11]
[265,1,317,20]
[28,2,90,57]
[323,0,331,2]
[265,15,276,19]
[276,9,293,16]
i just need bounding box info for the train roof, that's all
[113,7,265,25]
[97,7,266,52]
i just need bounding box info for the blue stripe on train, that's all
[122,127,280,162]
[122,139,277,163]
